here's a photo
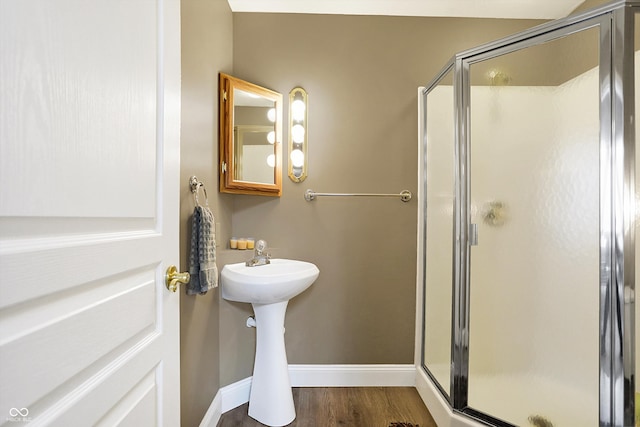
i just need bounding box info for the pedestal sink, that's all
[221,258,319,427]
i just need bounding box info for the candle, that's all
[237,238,247,250]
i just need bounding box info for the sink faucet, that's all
[246,239,271,267]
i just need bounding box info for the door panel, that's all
[0,1,158,219]
[0,0,180,425]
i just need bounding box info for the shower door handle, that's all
[469,223,478,246]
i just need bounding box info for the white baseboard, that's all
[220,376,253,413]
[289,364,416,387]
[205,364,417,425]
[198,389,222,427]
[415,367,483,427]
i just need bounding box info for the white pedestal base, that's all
[248,301,296,427]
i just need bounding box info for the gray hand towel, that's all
[187,205,218,295]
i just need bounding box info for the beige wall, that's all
[218,13,546,387]
[179,0,233,426]
[571,0,611,14]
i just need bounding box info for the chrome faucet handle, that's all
[255,239,268,256]
[246,239,271,267]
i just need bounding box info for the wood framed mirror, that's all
[219,73,283,196]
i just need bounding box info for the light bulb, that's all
[267,108,276,123]
[291,124,305,144]
[290,149,304,167]
[267,131,275,144]
[266,154,275,167]
[291,99,306,122]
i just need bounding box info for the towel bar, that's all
[304,189,412,203]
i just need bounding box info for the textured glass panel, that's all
[423,69,454,398]
[467,26,600,426]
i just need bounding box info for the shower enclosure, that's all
[418,1,638,426]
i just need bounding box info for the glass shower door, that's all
[466,24,601,426]
[422,67,455,400]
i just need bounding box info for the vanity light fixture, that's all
[288,87,308,182]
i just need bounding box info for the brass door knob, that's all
[166,265,190,292]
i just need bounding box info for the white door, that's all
[0,1,181,426]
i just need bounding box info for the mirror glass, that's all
[219,73,282,196]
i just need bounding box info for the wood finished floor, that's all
[217,387,437,427]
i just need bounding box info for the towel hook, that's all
[189,175,209,207]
